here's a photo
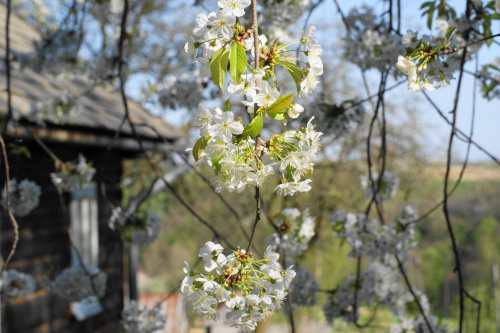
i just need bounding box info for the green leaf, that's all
[267,111,287,120]
[426,6,435,29]
[488,64,500,72]
[483,18,493,46]
[420,1,434,9]
[445,27,456,41]
[243,115,263,137]
[279,61,304,93]
[212,155,223,174]
[229,43,248,83]
[266,94,295,114]
[8,143,31,159]
[192,135,212,162]
[286,165,296,182]
[210,46,230,91]
[224,99,232,111]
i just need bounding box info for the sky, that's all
[126,0,500,163]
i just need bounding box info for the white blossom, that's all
[1,178,41,217]
[1,270,35,301]
[42,266,107,302]
[218,0,251,17]
[121,300,167,333]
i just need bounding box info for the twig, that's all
[66,229,113,324]
[435,33,500,56]
[464,289,481,333]
[2,0,13,135]
[442,17,470,332]
[0,135,18,274]
[246,0,262,254]
[129,122,251,243]
[421,92,500,165]
[395,255,434,333]
[332,0,352,36]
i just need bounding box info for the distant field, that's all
[425,163,500,181]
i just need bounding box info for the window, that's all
[69,183,102,321]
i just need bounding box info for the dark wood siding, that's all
[1,139,128,333]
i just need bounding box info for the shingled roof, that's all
[0,5,184,150]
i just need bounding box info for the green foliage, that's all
[243,115,263,137]
[210,46,230,91]
[8,143,31,158]
[266,93,294,114]
[192,135,212,162]
[278,61,303,93]
[229,43,248,83]
[223,98,232,112]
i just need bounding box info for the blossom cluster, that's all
[184,0,251,62]
[266,208,315,256]
[343,6,405,72]
[326,181,447,332]
[287,263,319,310]
[323,254,447,333]
[41,266,107,302]
[121,300,167,333]
[329,204,417,259]
[28,89,82,126]
[396,27,461,92]
[182,242,295,331]
[259,0,311,43]
[323,256,404,324]
[155,75,206,111]
[108,208,161,246]
[0,269,35,301]
[315,100,365,139]
[50,154,96,192]
[479,57,500,100]
[360,171,399,203]
[185,0,324,197]
[193,106,322,196]
[1,178,41,217]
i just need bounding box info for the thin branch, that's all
[332,0,352,36]
[395,255,434,333]
[0,135,18,274]
[397,0,401,34]
[442,20,470,332]
[246,0,262,254]
[129,122,251,242]
[66,230,113,324]
[435,33,500,56]
[2,0,13,135]
[422,92,500,165]
[464,289,482,333]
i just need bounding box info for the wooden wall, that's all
[0,139,129,333]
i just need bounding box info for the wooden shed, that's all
[0,5,183,332]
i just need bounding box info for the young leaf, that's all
[445,27,456,41]
[286,165,296,183]
[266,94,294,114]
[279,61,304,93]
[192,135,212,162]
[229,43,248,83]
[426,6,435,28]
[244,115,263,137]
[420,1,434,9]
[224,99,232,111]
[267,111,287,121]
[210,46,230,91]
[483,18,493,46]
